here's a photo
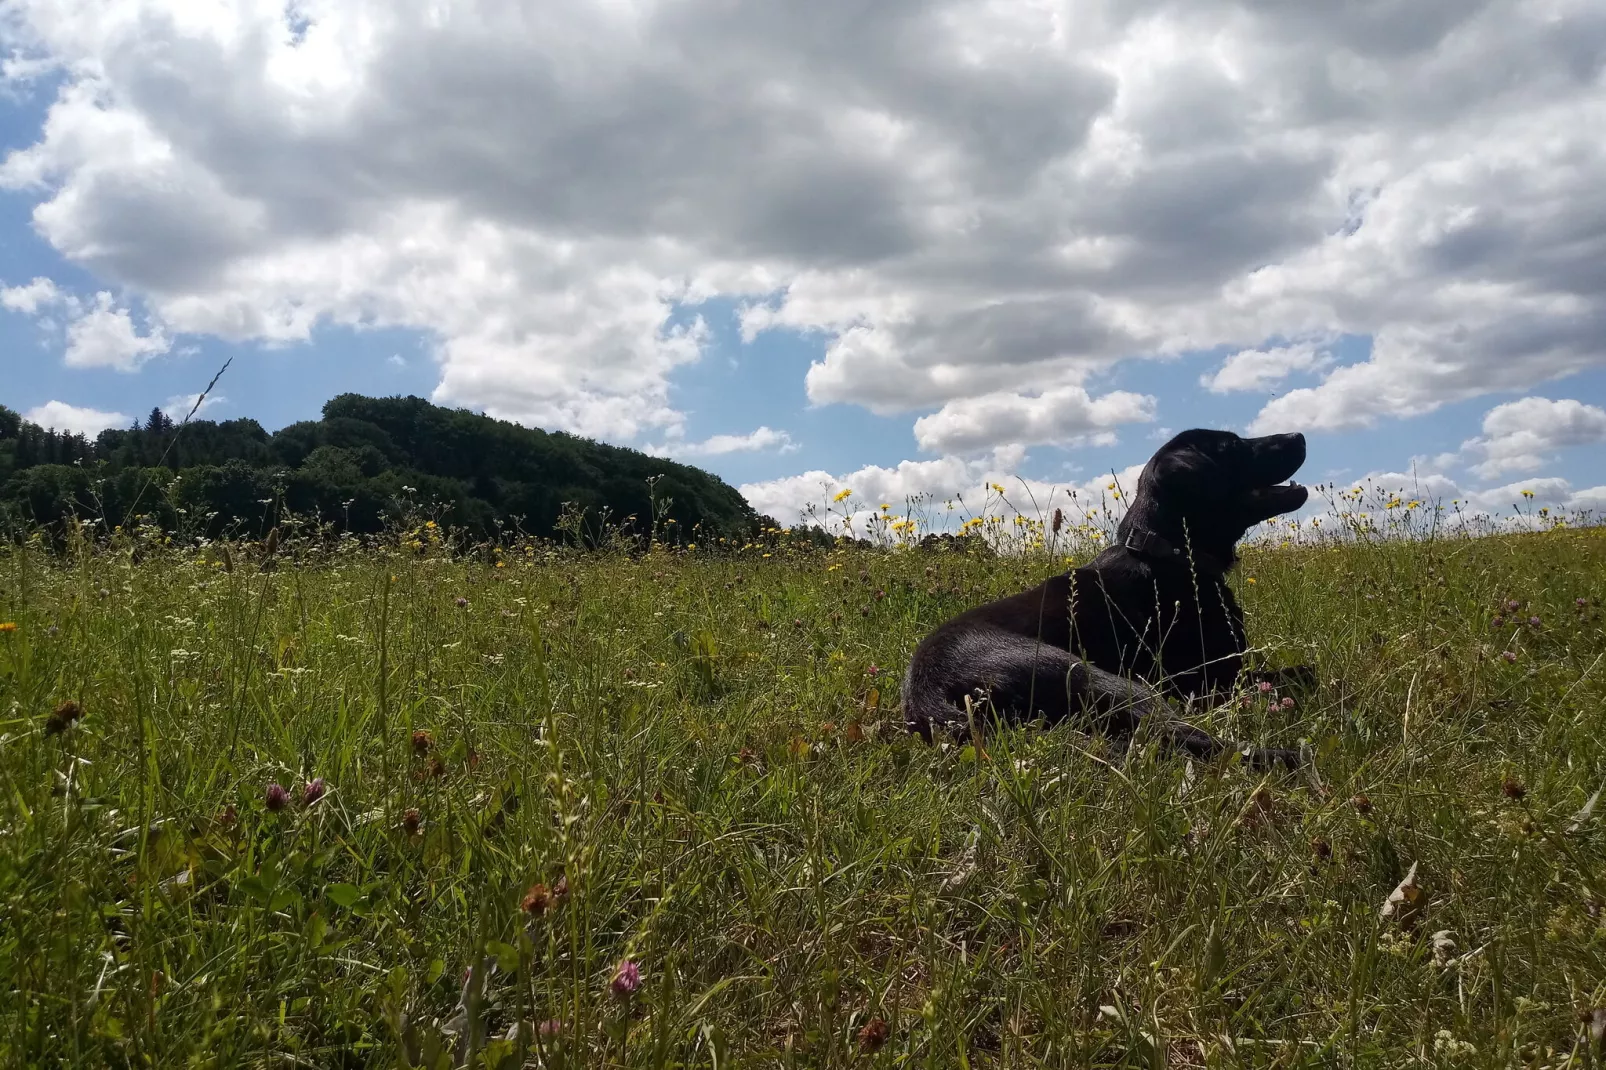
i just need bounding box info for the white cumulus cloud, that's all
[1465,476,1576,515]
[646,426,796,458]
[740,457,1144,531]
[912,386,1154,454]
[0,0,1600,452]
[1459,396,1606,478]
[1,275,67,314]
[22,399,128,436]
[62,291,170,370]
[161,392,228,421]
[1202,339,1334,394]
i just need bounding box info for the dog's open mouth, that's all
[1249,480,1309,513]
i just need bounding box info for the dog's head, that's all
[1126,428,1308,555]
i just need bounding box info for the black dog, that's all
[901,429,1310,768]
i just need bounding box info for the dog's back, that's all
[900,574,1075,737]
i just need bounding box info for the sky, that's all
[1,0,1604,530]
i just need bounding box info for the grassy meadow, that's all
[2,496,1605,1067]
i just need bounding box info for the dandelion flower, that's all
[833,488,853,503]
[0,622,17,633]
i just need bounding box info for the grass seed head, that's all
[1579,1008,1606,1049]
[521,883,552,916]
[858,1017,890,1053]
[44,699,83,735]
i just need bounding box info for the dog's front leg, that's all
[1070,660,1299,770]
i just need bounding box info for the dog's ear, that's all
[1145,440,1219,497]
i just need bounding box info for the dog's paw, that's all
[1251,664,1319,694]
[1279,664,1319,692]
[1244,745,1302,771]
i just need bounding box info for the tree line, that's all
[0,394,771,543]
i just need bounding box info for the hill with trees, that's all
[0,394,767,542]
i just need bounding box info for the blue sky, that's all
[2,0,1604,527]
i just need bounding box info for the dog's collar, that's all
[1122,528,1230,577]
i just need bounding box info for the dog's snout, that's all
[1252,431,1307,485]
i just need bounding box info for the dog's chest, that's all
[1071,567,1245,692]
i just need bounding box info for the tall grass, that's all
[1,503,1603,1067]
